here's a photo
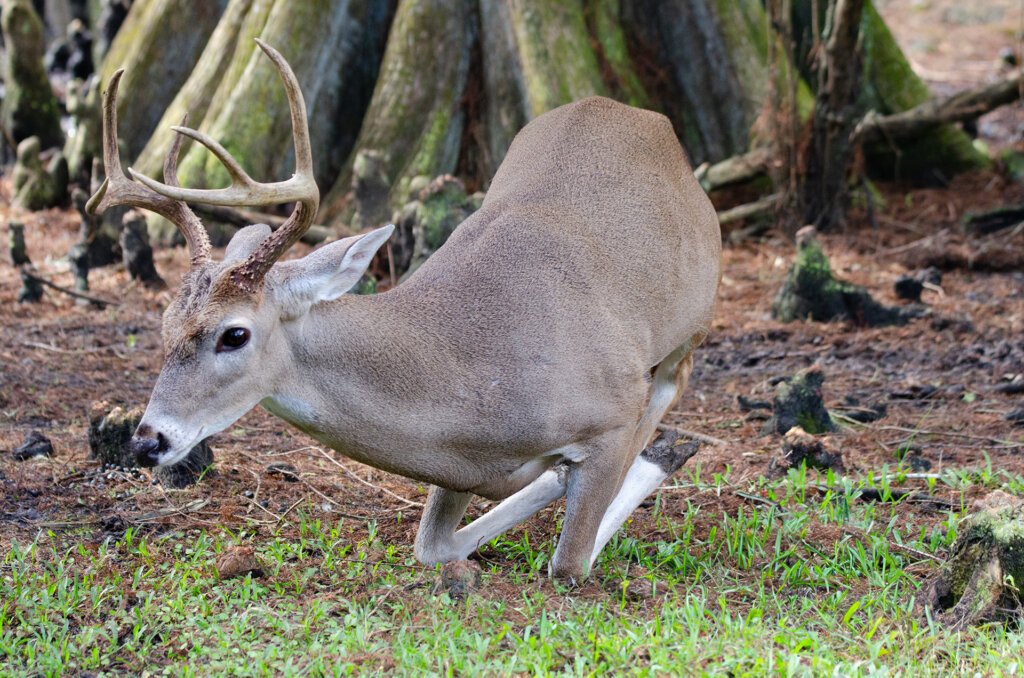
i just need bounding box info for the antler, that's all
[128,39,320,292]
[86,70,211,267]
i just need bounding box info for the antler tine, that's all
[128,39,318,210]
[125,39,319,292]
[86,70,211,266]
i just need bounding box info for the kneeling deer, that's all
[88,41,721,580]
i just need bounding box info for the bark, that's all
[801,0,866,231]
[132,0,263,179]
[474,0,613,178]
[145,0,390,243]
[320,0,476,228]
[173,0,390,192]
[98,0,229,159]
[623,0,811,166]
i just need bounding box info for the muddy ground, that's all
[2,0,1024,603]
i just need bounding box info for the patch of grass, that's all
[4,464,1024,676]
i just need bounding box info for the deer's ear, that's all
[224,223,272,262]
[270,224,394,313]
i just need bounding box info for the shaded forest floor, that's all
[2,1,1024,674]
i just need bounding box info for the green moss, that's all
[586,0,650,108]
[857,2,989,179]
[1,0,64,149]
[512,1,606,118]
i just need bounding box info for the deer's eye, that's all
[217,327,250,352]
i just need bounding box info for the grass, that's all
[3,461,1024,677]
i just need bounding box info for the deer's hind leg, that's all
[585,334,705,569]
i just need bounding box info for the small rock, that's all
[215,546,265,580]
[907,454,932,472]
[265,462,300,482]
[994,376,1024,395]
[768,426,844,478]
[915,267,943,286]
[12,431,53,460]
[620,577,670,602]
[438,560,481,601]
[894,275,924,302]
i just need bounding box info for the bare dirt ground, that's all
[2,1,1024,603]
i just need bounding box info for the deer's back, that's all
[402,96,721,370]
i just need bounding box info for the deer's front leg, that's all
[414,486,472,564]
[413,467,569,565]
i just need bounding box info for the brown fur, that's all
[137,97,722,579]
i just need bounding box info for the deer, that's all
[87,40,722,581]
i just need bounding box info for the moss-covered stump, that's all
[8,221,44,303]
[71,187,121,268]
[919,493,1024,630]
[1,0,64,150]
[393,175,482,278]
[772,226,918,327]
[87,402,213,488]
[762,365,836,436]
[120,210,166,289]
[12,137,69,212]
[64,76,102,185]
[768,426,844,478]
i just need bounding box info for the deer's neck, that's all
[261,289,452,463]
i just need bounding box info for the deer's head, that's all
[88,41,392,467]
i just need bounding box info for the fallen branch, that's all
[19,268,119,307]
[190,204,334,244]
[695,146,773,192]
[852,69,1024,147]
[717,194,780,225]
[655,423,727,447]
[875,424,1021,447]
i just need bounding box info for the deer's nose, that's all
[131,433,167,467]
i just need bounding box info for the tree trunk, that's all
[132,0,264,179]
[141,0,390,243]
[790,0,989,183]
[622,0,812,166]
[99,0,229,159]
[319,0,476,228]
[172,0,390,193]
[474,0,614,179]
[800,0,865,231]
[115,0,994,243]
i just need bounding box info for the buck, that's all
[88,41,721,580]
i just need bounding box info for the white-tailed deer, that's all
[88,41,721,580]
